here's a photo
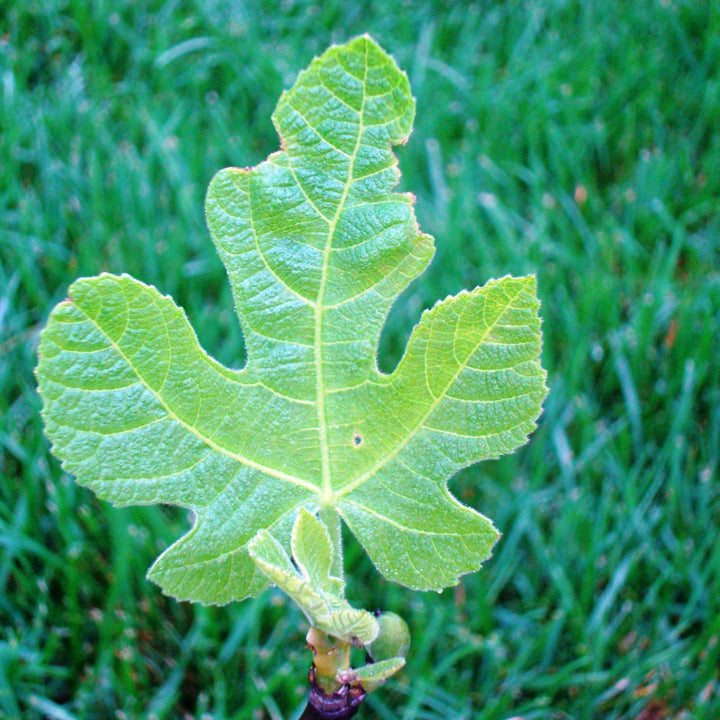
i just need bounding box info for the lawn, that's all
[1,1,719,719]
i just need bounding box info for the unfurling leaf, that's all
[36,35,548,606]
[348,657,406,692]
[249,509,377,643]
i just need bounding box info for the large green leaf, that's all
[36,36,547,605]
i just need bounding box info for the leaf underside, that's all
[36,35,548,605]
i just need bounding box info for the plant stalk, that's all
[301,510,369,717]
[302,626,366,719]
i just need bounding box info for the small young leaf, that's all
[36,35,547,606]
[249,511,378,643]
[292,508,344,599]
[349,657,406,689]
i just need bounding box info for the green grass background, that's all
[1,1,719,718]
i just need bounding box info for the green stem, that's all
[306,626,351,693]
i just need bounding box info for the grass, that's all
[1,0,719,718]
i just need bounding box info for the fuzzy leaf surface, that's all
[351,657,406,690]
[248,509,377,642]
[36,36,548,605]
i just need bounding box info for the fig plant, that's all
[36,36,547,718]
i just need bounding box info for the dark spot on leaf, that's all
[353,433,363,447]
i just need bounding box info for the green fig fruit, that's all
[366,612,410,662]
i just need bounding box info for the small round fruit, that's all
[367,612,410,662]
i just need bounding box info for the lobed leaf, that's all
[36,35,548,605]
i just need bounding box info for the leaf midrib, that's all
[315,40,369,504]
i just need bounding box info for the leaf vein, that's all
[338,283,527,498]
[71,301,320,496]
[247,177,318,308]
[285,99,354,159]
[342,500,480,538]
